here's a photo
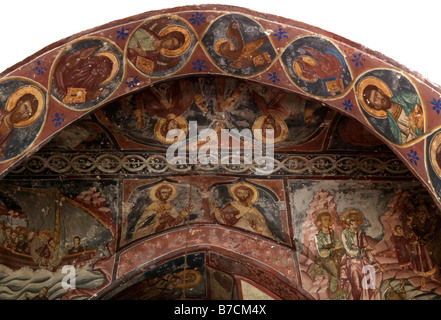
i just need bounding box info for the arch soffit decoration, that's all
[0,4,441,209]
[92,225,313,300]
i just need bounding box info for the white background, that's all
[0,0,440,86]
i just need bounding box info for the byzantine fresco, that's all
[209,181,285,242]
[327,114,390,152]
[354,69,425,146]
[290,179,441,300]
[0,180,116,300]
[281,36,352,98]
[99,76,328,150]
[0,79,46,163]
[127,16,197,77]
[202,14,277,76]
[0,5,441,236]
[0,72,433,300]
[122,180,205,245]
[50,38,124,111]
[105,251,299,300]
[122,178,287,246]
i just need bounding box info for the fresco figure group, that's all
[0,222,85,269]
[309,194,441,300]
[311,209,381,299]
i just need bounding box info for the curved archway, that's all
[1,5,441,301]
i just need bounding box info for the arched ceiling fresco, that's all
[1,5,441,301]
[0,5,440,208]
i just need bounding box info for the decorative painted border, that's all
[6,152,412,178]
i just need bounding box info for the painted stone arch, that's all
[92,226,312,300]
[1,4,441,301]
[0,5,440,211]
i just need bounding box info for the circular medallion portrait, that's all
[281,36,352,98]
[0,79,47,163]
[51,38,124,111]
[355,69,424,145]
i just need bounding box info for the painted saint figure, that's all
[281,36,352,98]
[339,209,381,300]
[0,87,43,157]
[250,87,326,146]
[47,238,63,267]
[14,232,28,254]
[54,45,119,105]
[214,18,271,70]
[311,209,345,299]
[154,114,188,144]
[211,183,274,239]
[30,229,53,267]
[358,77,424,144]
[2,228,17,250]
[127,17,192,75]
[132,182,193,239]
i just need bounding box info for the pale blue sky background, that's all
[1,0,440,86]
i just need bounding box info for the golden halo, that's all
[6,86,44,127]
[158,25,191,57]
[214,38,233,56]
[154,115,188,144]
[252,113,288,143]
[174,269,202,288]
[341,209,364,227]
[229,182,258,205]
[293,55,318,82]
[95,52,120,86]
[313,209,334,228]
[357,76,393,119]
[149,182,177,202]
[429,131,441,179]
